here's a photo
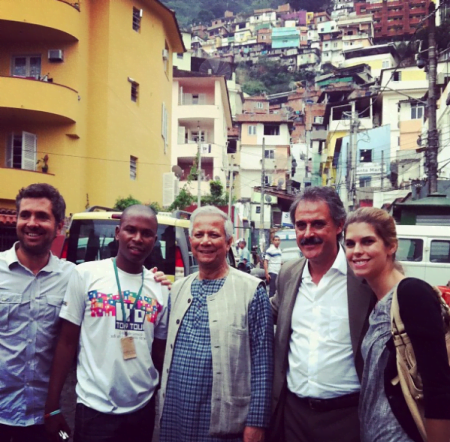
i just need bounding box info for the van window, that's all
[66,219,176,276]
[397,238,423,262]
[430,240,450,263]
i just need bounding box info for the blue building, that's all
[336,125,391,196]
[271,27,300,49]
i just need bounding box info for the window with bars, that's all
[130,156,137,180]
[132,7,142,32]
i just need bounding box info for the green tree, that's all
[148,202,163,214]
[201,180,230,206]
[238,57,317,95]
[169,187,196,211]
[114,196,142,210]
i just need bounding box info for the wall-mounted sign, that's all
[357,163,387,175]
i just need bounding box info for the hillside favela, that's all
[2,0,450,441]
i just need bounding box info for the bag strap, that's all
[391,284,406,336]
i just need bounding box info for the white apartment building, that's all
[171,72,232,198]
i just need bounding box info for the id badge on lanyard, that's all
[113,259,144,361]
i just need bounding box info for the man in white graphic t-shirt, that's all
[45,205,168,442]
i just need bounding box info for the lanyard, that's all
[113,258,144,335]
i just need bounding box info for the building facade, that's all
[0,0,183,212]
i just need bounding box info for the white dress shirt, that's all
[287,246,360,399]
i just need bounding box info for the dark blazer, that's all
[269,256,375,439]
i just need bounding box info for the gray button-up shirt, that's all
[0,243,74,426]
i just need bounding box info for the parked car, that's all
[396,224,450,286]
[61,208,235,282]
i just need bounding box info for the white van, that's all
[396,225,450,286]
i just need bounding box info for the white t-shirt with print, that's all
[60,259,169,414]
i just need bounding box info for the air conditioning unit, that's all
[162,49,169,60]
[48,49,64,62]
[314,116,324,124]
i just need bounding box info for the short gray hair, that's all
[189,206,234,240]
[289,186,347,239]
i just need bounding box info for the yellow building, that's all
[0,0,184,213]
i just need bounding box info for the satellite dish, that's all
[277,178,285,190]
[172,165,183,179]
[199,59,232,80]
[265,195,272,203]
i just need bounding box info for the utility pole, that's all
[260,138,266,255]
[427,2,439,194]
[381,150,384,190]
[348,101,359,211]
[197,122,202,207]
[228,156,234,217]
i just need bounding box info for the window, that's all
[256,102,264,109]
[397,238,423,262]
[187,93,206,105]
[163,41,169,74]
[411,104,424,120]
[130,80,139,102]
[12,55,41,78]
[392,71,401,81]
[360,149,372,162]
[430,240,450,263]
[248,125,256,135]
[264,175,273,186]
[6,132,37,171]
[132,7,142,32]
[130,156,137,180]
[161,102,168,153]
[382,59,391,69]
[190,130,206,143]
[359,177,371,187]
[177,53,183,59]
[265,149,275,159]
[264,124,280,136]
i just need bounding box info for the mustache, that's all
[300,237,323,246]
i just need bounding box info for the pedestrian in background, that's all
[0,183,74,442]
[344,207,450,442]
[264,235,282,298]
[159,206,273,442]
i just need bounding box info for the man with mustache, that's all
[45,205,169,442]
[269,187,375,442]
